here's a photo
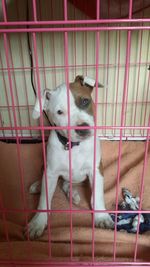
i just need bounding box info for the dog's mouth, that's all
[54,122,93,142]
[74,123,92,140]
[57,129,92,143]
[65,130,92,140]
[75,129,92,140]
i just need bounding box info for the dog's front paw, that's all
[25,213,47,240]
[62,181,80,205]
[94,213,114,229]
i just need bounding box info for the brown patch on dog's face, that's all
[69,76,94,117]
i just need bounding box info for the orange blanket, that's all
[0,141,150,262]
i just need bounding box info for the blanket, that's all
[0,140,150,263]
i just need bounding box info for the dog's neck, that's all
[55,130,80,150]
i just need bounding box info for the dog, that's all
[26,75,114,239]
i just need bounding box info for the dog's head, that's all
[32,75,103,142]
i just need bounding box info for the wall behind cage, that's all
[0,0,150,139]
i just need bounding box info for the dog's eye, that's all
[57,110,63,115]
[81,98,90,107]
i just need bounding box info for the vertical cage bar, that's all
[91,0,101,261]
[0,113,5,137]
[64,0,68,21]
[1,0,13,137]
[40,34,47,89]
[32,32,51,257]
[113,127,123,260]
[91,29,100,263]
[122,0,132,138]
[113,30,121,138]
[133,117,150,261]
[3,32,30,256]
[104,0,110,137]
[113,0,132,258]
[32,0,37,21]
[50,0,57,87]
[2,0,7,22]
[7,37,23,136]
[143,70,150,135]
[96,0,100,20]
[14,2,33,250]
[73,0,77,77]
[65,31,73,260]
[15,30,33,136]
[120,34,131,125]
[64,0,73,259]
[0,53,13,136]
[123,61,130,138]
[85,42,87,76]
[129,0,133,19]
[0,187,12,260]
[133,1,144,138]
[38,1,47,89]
[142,34,150,137]
[132,30,143,136]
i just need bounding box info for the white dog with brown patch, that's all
[27,75,114,239]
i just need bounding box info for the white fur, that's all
[27,83,114,239]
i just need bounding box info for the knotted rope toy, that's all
[111,188,150,234]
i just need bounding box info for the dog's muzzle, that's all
[75,123,90,137]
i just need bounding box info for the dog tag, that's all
[64,142,70,150]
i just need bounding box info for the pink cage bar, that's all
[0,0,150,266]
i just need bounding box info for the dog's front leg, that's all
[89,169,114,229]
[27,171,58,239]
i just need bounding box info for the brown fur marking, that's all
[69,76,94,117]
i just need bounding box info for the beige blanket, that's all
[0,141,150,262]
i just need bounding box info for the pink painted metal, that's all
[0,0,150,266]
[32,32,52,257]
[91,3,100,259]
[0,18,150,26]
[0,26,150,33]
[3,32,32,257]
[32,0,37,21]
[0,61,149,73]
[113,0,134,257]
[133,117,150,261]
[64,0,74,258]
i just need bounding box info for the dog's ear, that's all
[74,75,104,91]
[32,89,51,119]
[74,75,84,85]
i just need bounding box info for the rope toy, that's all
[111,188,150,234]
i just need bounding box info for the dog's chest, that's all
[65,146,91,182]
[47,133,99,183]
[56,145,92,182]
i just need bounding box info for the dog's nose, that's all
[75,123,90,137]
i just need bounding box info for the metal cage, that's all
[0,0,150,266]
